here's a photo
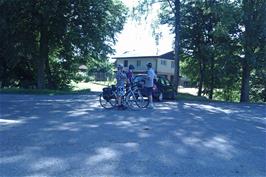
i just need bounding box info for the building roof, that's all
[113,51,174,60]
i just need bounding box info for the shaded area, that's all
[0,94,265,177]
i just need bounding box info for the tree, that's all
[136,0,265,102]
[0,0,127,89]
[0,0,38,88]
[248,0,266,102]
[179,0,208,96]
[174,0,244,101]
[173,0,181,92]
[240,0,266,102]
[135,0,181,92]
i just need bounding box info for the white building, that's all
[113,51,176,82]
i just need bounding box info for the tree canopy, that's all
[0,0,127,89]
[135,0,265,102]
[1,0,265,103]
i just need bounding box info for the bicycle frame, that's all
[99,83,147,109]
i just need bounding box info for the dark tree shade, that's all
[0,0,127,89]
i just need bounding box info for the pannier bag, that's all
[102,87,114,100]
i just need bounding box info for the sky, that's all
[113,0,174,57]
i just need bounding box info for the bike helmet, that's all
[117,63,123,69]
[129,64,135,70]
[146,62,152,68]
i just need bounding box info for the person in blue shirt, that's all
[145,63,157,109]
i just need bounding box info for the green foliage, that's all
[243,0,266,102]
[250,69,266,102]
[240,0,266,102]
[86,57,114,74]
[180,0,243,98]
[0,0,127,89]
[176,92,208,102]
[135,0,265,102]
[214,89,240,102]
[0,88,91,95]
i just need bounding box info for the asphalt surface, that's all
[0,94,265,177]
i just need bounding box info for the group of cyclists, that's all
[115,62,157,110]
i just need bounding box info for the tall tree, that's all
[135,0,181,91]
[248,0,266,102]
[173,0,181,92]
[179,0,243,100]
[240,0,266,102]
[179,0,209,96]
[0,0,127,89]
[240,0,253,102]
[160,0,265,102]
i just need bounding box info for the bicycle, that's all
[125,83,147,109]
[99,85,117,109]
[130,80,151,109]
[99,83,145,110]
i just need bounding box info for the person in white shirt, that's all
[145,63,157,109]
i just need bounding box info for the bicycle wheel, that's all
[138,88,149,108]
[126,89,147,109]
[126,92,139,110]
[99,93,116,109]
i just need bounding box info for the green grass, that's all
[0,88,91,95]
[176,92,208,102]
[92,81,115,86]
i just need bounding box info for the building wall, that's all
[157,58,175,75]
[116,58,177,82]
[116,58,157,73]
[115,57,191,86]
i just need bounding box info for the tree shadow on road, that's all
[0,94,265,177]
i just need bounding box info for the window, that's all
[160,60,167,66]
[124,60,128,67]
[171,61,175,68]
[164,78,171,86]
[137,60,141,67]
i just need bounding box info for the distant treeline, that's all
[178,0,266,102]
[137,0,265,102]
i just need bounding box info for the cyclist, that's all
[116,64,127,110]
[145,62,157,109]
[126,64,135,85]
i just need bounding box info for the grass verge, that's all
[0,88,91,95]
[177,92,208,102]
[92,81,115,86]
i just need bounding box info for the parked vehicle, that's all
[133,75,177,101]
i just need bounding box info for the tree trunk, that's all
[37,19,49,89]
[37,17,49,89]
[198,59,204,96]
[173,0,180,93]
[37,57,45,89]
[209,56,214,100]
[240,0,253,102]
[263,87,266,102]
[0,60,8,88]
[207,0,215,100]
[240,59,250,102]
[46,57,55,89]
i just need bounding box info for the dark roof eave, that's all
[113,56,174,60]
[113,56,160,59]
[113,51,174,60]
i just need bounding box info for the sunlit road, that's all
[0,94,265,177]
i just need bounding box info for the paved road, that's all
[0,94,265,177]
